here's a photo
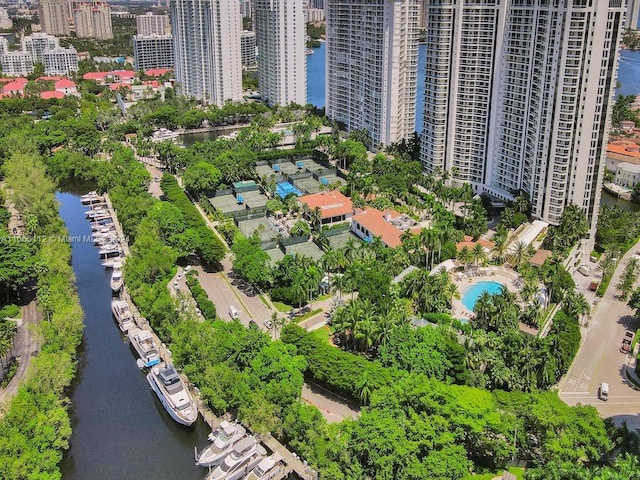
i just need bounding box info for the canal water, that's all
[57,191,210,480]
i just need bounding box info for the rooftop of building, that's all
[298,190,353,219]
[55,79,76,89]
[40,90,64,99]
[456,235,496,252]
[616,161,640,173]
[352,207,420,248]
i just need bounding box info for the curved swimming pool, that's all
[462,281,505,311]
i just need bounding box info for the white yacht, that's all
[195,421,247,468]
[128,327,160,368]
[111,299,136,332]
[243,454,282,480]
[110,263,124,291]
[147,363,198,426]
[206,437,267,480]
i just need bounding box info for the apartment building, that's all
[136,13,171,35]
[39,0,71,36]
[420,0,625,239]
[325,0,419,148]
[170,0,243,105]
[133,34,174,71]
[43,45,79,75]
[254,0,306,106]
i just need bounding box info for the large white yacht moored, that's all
[147,363,198,426]
[205,437,267,480]
[110,299,136,332]
[80,191,104,205]
[128,327,160,368]
[195,420,247,468]
[242,454,282,480]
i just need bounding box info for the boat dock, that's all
[101,191,318,480]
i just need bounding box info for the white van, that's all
[229,305,239,319]
[599,382,609,401]
[578,265,591,276]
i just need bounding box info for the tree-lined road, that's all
[559,240,640,432]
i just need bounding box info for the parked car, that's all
[599,382,609,401]
[621,331,634,353]
[263,318,273,329]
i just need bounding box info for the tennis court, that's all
[320,174,345,187]
[209,194,246,214]
[293,176,322,194]
[296,157,325,172]
[284,241,324,261]
[237,217,278,242]
[327,231,359,250]
[276,181,303,199]
[265,247,285,265]
[256,165,278,177]
[241,190,269,209]
[272,162,298,175]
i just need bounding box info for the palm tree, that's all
[509,241,531,269]
[457,246,473,269]
[355,372,372,405]
[471,243,487,268]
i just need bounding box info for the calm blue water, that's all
[307,44,640,134]
[58,191,210,480]
[462,281,504,311]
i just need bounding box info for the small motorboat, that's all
[110,263,124,291]
[128,327,160,368]
[111,299,136,332]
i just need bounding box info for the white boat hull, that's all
[147,370,197,426]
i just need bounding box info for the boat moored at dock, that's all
[195,421,247,468]
[242,454,282,480]
[205,437,266,480]
[110,263,124,291]
[111,299,136,332]
[128,327,160,368]
[147,363,198,426]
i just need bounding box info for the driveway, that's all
[0,301,42,406]
[559,240,640,432]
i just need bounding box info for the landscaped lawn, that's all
[310,325,332,344]
[469,467,525,480]
[273,301,293,312]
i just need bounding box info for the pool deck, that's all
[451,267,522,320]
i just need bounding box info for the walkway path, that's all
[302,381,360,423]
[0,301,42,406]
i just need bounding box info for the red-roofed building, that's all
[40,90,65,99]
[110,83,130,91]
[297,190,353,225]
[37,76,64,82]
[55,79,77,95]
[145,68,171,77]
[455,235,495,253]
[14,77,28,84]
[2,81,25,95]
[83,71,110,82]
[351,208,420,248]
[111,70,135,83]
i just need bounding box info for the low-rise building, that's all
[606,140,640,171]
[54,78,77,95]
[614,162,640,188]
[297,190,353,225]
[351,207,420,248]
[0,8,13,29]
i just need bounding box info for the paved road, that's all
[0,301,42,405]
[302,382,360,423]
[559,240,640,431]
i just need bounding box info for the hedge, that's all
[186,274,217,321]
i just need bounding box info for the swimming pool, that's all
[462,281,505,311]
[276,182,303,199]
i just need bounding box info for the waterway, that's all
[57,191,210,480]
[600,189,640,212]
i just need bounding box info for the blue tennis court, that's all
[276,182,302,199]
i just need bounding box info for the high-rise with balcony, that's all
[74,2,113,39]
[325,0,419,148]
[136,13,171,35]
[39,0,71,36]
[22,33,59,64]
[170,0,243,105]
[254,0,306,106]
[420,0,625,238]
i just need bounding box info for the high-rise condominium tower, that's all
[22,32,59,64]
[254,0,306,106]
[136,13,171,35]
[170,0,243,105]
[74,2,113,39]
[326,0,419,149]
[39,0,71,36]
[420,0,625,237]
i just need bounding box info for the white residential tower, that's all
[254,0,307,106]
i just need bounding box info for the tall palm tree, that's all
[471,243,487,268]
[457,246,473,269]
[509,241,531,269]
